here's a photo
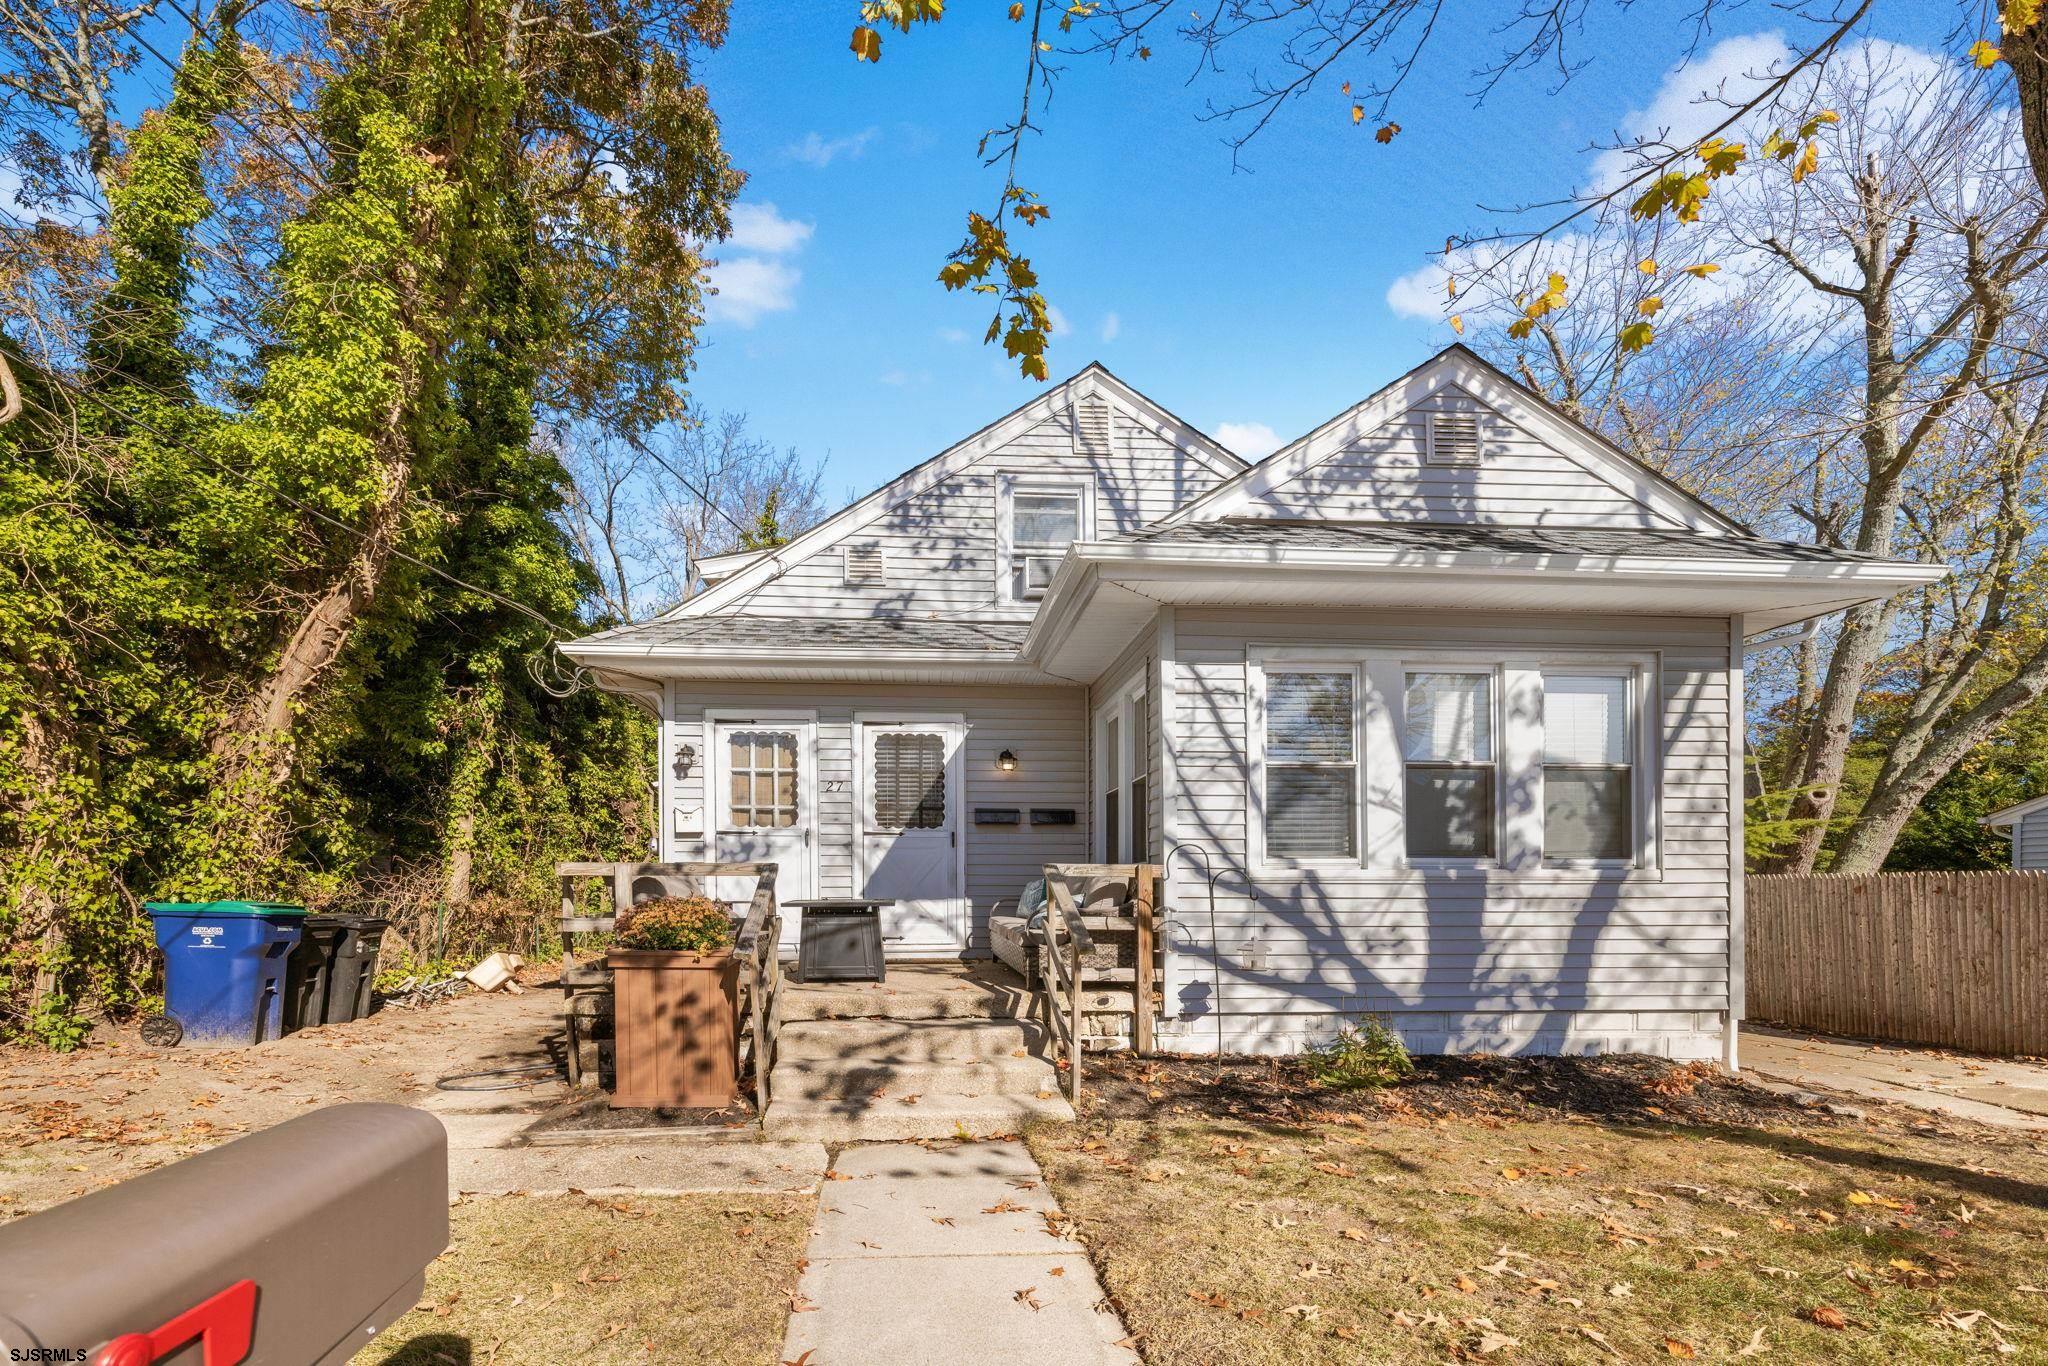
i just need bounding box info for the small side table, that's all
[787,898,895,982]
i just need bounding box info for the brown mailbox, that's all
[0,1102,448,1365]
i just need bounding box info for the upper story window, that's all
[1001,476,1091,601]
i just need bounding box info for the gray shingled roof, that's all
[573,614,1031,654]
[1121,518,1897,564]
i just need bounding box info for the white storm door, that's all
[858,719,966,955]
[711,719,816,948]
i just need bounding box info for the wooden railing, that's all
[554,860,785,1113]
[1035,867,1094,1105]
[1034,862,1165,1104]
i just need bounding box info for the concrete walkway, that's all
[779,1141,1138,1366]
[1743,1025,2048,1131]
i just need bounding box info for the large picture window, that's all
[1403,671,1496,859]
[1542,673,1634,861]
[1265,671,1357,859]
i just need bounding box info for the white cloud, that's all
[726,202,813,255]
[880,367,932,387]
[1213,421,1282,458]
[1586,32,1795,192]
[706,202,813,327]
[785,127,879,168]
[706,257,802,327]
[1099,312,1121,343]
[1046,304,1071,337]
[937,326,970,344]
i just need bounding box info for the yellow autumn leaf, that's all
[1502,1167,1525,1180]
[1351,104,1364,125]
[1793,141,1820,182]
[1846,1190,1875,1205]
[1638,296,1663,317]
[1446,276,1457,299]
[1449,314,1464,335]
[2008,0,2043,35]
[1637,257,1657,275]
[1619,321,1655,353]
[1680,263,1720,279]
[1971,38,2003,66]
[1665,1338,1698,1359]
[850,24,882,61]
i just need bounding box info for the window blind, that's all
[873,731,946,830]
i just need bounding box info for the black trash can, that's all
[321,915,392,1024]
[282,915,349,1033]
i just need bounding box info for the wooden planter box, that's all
[606,948,739,1108]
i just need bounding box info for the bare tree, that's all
[557,411,830,622]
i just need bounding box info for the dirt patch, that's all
[0,977,562,1217]
[524,1090,756,1137]
[1081,1049,1837,1131]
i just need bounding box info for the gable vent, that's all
[1427,409,1482,465]
[1073,397,1114,456]
[844,543,886,586]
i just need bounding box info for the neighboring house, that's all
[1981,795,2048,869]
[562,346,1943,1064]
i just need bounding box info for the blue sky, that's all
[687,4,1963,500]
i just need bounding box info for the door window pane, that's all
[1404,672,1495,859]
[726,730,799,828]
[1543,673,1634,860]
[1265,672,1356,859]
[873,731,946,830]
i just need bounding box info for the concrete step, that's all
[777,1018,1048,1065]
[780,976,1032,1022]
[762,1090,1076,1142]
[769,1051,1059,1101]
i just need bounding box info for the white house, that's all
[1981,794,2048,868]
[561,346,1943,1066]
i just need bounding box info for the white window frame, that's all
[1537,666,1645,871]
[1397,662,1505,871]
[1247,646,1661,879]
[1247,661,1364,870]
[1093,678,1148,862]
[996,472,1094,604]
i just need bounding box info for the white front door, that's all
[858,718,966,955]
[710,718,816,949]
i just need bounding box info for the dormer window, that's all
[999,475,1092,602]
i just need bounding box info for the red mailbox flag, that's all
[94,1280,257,1366]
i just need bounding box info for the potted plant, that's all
[606,896,739,1108]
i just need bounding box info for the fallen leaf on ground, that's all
[1014,1286,1043,1311]
[1664,1337,1697,1358]
[1808,1305,1848,1330]
[1734,1327,1768,1357]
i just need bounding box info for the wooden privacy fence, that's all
[1747,872,2048,1055]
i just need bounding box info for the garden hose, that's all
[433,1061,562,1092]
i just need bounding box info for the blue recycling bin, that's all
[143,901,306,1047]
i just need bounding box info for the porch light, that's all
[672,741,697,780]
[996,749,1020,773]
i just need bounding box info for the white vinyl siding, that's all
[1160,608,1735,1060]
[2016,810,2048,870]
[1238,387,1683,528]
[711,410,1235,620]
[662,680,1086,956]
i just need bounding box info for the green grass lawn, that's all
[1032,1059,2048,1363]
[360,1193,812,1366]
